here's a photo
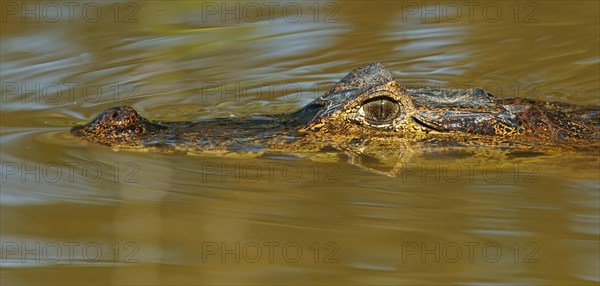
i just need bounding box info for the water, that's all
[1,1,599,285]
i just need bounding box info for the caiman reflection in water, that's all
[72,63,599,171]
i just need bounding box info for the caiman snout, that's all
[71,105,149,146]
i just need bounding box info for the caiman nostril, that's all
[70,126,83,136]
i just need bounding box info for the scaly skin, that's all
[71,63,600,156]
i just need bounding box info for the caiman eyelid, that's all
[362,95,398,104]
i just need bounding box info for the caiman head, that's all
[71,105,166,147]
[284,62,521,140]
[285,63,415,131]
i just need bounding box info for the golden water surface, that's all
[1,1,599,285]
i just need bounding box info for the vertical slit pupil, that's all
[362,96,400,124]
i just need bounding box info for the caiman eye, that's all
[358,96,400,124]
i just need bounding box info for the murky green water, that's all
[1,1,599,285]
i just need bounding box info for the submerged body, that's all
[71,63,599,157]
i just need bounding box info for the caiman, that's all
[71,63,599,167]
